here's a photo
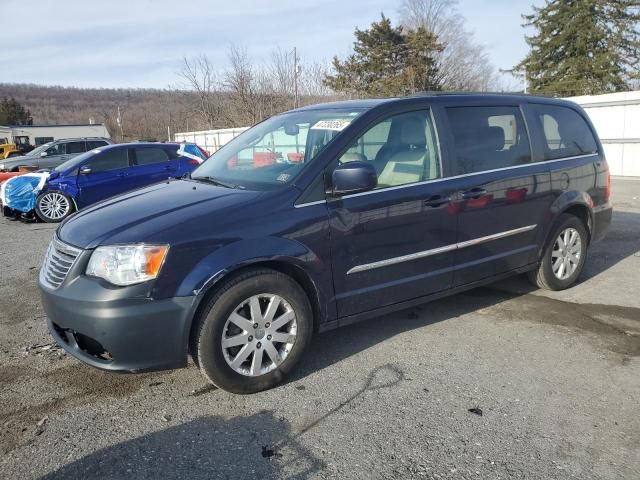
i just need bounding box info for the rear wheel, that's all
[35,192,74,223]
[192,268,313,394]
[528,214,588,290]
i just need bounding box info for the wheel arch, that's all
[544,191,594,250]
[184,256,327,360]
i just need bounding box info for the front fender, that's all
[176,236,326,297]
[166,236,332,353]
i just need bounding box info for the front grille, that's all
[40,236,82,289]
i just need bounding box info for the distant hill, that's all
[0,83,205,142]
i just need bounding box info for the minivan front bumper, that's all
[40,277,196,372]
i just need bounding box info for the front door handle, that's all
[461,187,487,200]
[424,194,451,208]
[117,172,127,177]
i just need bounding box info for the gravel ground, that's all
[0,178,638,480]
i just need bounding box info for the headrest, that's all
[483,126,505,151]
[341,152,366,163]
[398,116,427,146]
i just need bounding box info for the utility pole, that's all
[116,105,124,142]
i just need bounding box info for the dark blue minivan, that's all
[39,94,612,393]
[34,143,204,222]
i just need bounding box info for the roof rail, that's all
[407,91,553,98]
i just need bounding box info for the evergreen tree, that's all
[324,14,442,97]
[0,97,33,125]
[517,0,640,96]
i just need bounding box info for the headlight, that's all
[86,244,169,286]
[0,164,5,170]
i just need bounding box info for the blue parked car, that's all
[39,94,612,393]
[34,142,206,222]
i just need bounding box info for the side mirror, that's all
[40,152,48,157]
[330,161,377,196]
[79,165,92,175]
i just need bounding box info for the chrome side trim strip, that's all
[347,244,458,275]
[347,224,537,275]
[455,224,537,249]
[294,199,327,208]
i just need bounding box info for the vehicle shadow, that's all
[40,364,407,480]
[41,412,324,480]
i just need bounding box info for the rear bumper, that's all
[592,202,612,243]
[40,276,196,372]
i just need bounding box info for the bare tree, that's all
[177,55,224,128]
[399,0,499,91]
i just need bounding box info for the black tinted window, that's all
[87,140,109,149]
[532,105,598,160]
[86,149,129,173]
[446,106,532,175]
[134,147,169,165]
[66,141,87,154]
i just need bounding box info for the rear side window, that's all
[134,147,170,165]
[531,104,598,160]
[445,106,532,175]
[87,140,109,149]
[86,149,129,173]
[66,141,87,154]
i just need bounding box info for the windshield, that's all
[191,108,364,190]
[54,148,102,172]
[27,142,53,157]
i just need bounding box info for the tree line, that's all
[1,0,637,142]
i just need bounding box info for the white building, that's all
[567,91,640,177]
[174,127,248,154]
[0,123,111,146]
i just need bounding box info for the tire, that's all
[528,213,588,291]
[35,191,75,223]
[192,268,313,394]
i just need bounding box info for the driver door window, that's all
[46,143,66,156]
[338,110,441,189]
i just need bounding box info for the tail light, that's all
[605,169,611,200]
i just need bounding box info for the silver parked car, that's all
[0,137,113,172]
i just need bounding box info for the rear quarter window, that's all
[531,104,598,160]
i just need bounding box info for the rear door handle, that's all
[461,188,487,200]
[423,194,451,208]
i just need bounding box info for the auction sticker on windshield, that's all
[311,119,352,131]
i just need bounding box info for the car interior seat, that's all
[377,115,428,187]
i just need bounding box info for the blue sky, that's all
[4,0,542,89]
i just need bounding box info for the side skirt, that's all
[318,263,537,333]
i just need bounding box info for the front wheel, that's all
[192,268,313,394]
[35,191,75,223]
[528,214,588,290]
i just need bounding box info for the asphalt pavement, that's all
[0,177,638,479]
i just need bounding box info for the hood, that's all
[58,180,264,249]
[0,155,31,167]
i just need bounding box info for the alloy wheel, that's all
[551,227,582,280]
[221,294,297,377]
[39,193,70,220]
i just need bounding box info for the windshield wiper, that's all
[191,175,243,189]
